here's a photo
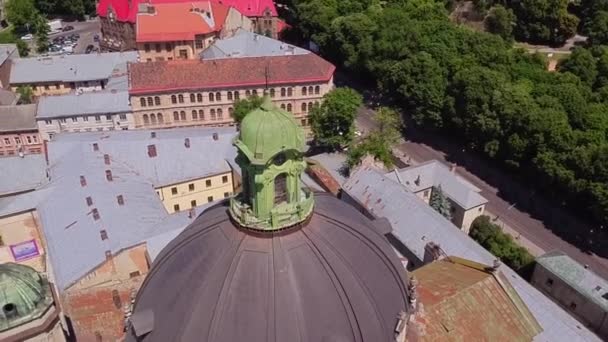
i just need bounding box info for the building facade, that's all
[36,91,134,140]
[532,251,608,340]
[97,0,281,52]
[128,54,335,132]
[136,2,252,62]
[156,171,233,214]
[387,160,488,233]
[0,104,44,157]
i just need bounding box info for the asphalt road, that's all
[357,106,608,279]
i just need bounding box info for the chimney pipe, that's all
[104,154,110,165]
[93,143,99,151]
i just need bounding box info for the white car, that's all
[20,34,33,40]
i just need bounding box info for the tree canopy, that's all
[310,87,362,150]
[470,216,535,270]
[289,0,608,253]
[232,95,264,124]
[430,186,452,220]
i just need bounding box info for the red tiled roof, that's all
[128,54,335,94]
[136,2,229,42]
[97,0,277,23]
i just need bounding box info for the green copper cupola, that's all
[229,97,314,230]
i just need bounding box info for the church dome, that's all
[0,263,53,332]
[236,97,305,165]
[127,194,410,342]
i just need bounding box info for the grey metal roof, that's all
[36,90,130,118]
[37,127,238,290]
[0,89,18,105]
[128,194,410,342]
[0,104,38,133]
[309,152,348,185]
[0,188,53,218]
[343,166,602,342]
[536,251,608,311]
[144,202,216,262]
[9,52,138,84]
[386,160,487,209]
[0,44,18,66]
[201,29,310,60]
[0,154,47,196]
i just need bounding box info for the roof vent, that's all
[105,170,113,182]
[147,144,157,157]
[150,131,156,138]
[212,133,218,141]
[184,138,190,148]
[104,154,111,165]
[117,195,124,205]
[80,175,87,187]
[3,303,18,320]
[92,208,100,220]
[414,175,420,186]
[86,196,93,206]
[93,143,99,151]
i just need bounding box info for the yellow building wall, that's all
[0,210,46,272]
[130,79,335,133]
[156,171,234,213]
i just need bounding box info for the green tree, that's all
[346,107,402,169]
[587,11,608,45]
[16,40,30,57]
[429,185,452,220]
[16,86,33,104]
[559,48,598,87]
[34,14,49,53]
[5,0,39,32]
[375,107,402,144]
[511,0,578,45]
[378,53,447,129]
[470,216,535,270]
[310,87,362,150]
[232,95,264,124]
[485,5,515,41]
[328,13,376,70]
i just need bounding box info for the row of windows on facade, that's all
[169,176,230,196]
[143,40,206,53]
[29,80,103,91]
[139,86,322,107]
[141,107,233,125]
[0,147,42,156]
[44,113,128,125]
[173,192,232,212]
[1,135,39,146]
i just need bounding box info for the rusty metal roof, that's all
[411,257,542,342]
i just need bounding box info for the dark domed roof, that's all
[128,193,410,342]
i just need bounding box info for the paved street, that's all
[357,106,608,279]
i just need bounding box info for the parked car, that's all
[85,44,95,54]
[62,45,73,53]
[62,25,74,32]
[20,34,33,40]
